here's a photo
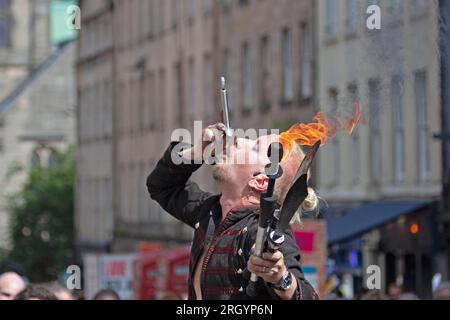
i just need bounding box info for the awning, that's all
[326,200,433,244]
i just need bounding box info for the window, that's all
[203,0,213,15]
[0,0,10,10]
[159,68,166,130]
[329,89,340,185]
[221,0,233,11]
[346,0,358,32]
[147,72,156,129]
[412,0,427,10]
[415,71,429,183]
[48,150,58,167]
[31,150,41,167]
[388,0,403,15]
[369,79,382,184]
[259,36,270,109]
[107,82,113,136]
[222,50,233,113]
[242,43,252,111]
[101,82,108,137]
[172,0,181,29]
[301,23,312,99]
[391,75,405,184]
[188,58,197,121]
[325,0,338,36]
[148,0,155,36]
[155,0,163,35]
[139,0,146,40]
[188,0,197,20]
[348,84,360,184]
[281,29,294,103]
[204,54,214,119]
[175,62,184,126]
[0,10,10,48]
[131,79,138,134]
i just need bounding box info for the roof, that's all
[326,200,433,244]
[0,41,73,119]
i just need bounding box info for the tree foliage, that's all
[7,147,75,282]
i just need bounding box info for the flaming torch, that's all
[279,102,363,161]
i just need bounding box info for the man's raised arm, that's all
[146,123,226,228]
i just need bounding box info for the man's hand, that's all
[248,251,287,285]
[178,123,227,163]
[247,250,298,300]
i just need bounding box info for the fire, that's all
[279,102,363,161]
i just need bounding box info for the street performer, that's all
[147,123,319,300]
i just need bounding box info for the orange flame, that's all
[279,102,363,161]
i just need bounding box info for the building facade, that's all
[316,0,442,298]
[0,0,76,251]
[75,0,316,254]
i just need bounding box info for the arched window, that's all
[48,149,59,167]
[31,150,41,167]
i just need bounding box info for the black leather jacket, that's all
[147,142,319,300]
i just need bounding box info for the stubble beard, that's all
[212,165,232,182]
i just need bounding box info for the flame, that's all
[279,102,363,161]
[343,102,363,135]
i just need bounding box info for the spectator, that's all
[93,289,120,300]
[398,293,420,300]
[388,283,403,300]
[15,284,57,300]
[434,282,450,300]
[360,290,389,300]
[0,272,26,300]
[45,282,76,300]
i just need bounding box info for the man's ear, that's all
[248,174,269,192]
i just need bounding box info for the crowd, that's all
[2,269,450,300]
[327,282,450,300]
[0,271,121,300]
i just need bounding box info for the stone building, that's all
[75,0,316,254]
[0,0,76,251]
[316,0,443,298]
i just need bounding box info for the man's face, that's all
[212,135,278,184]
[0,273,26,300]
[388,285,402,299]
[213,134,302,197]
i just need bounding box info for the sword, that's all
[246,142,284,297]
[220,77,233,138]
[267,140,320,252]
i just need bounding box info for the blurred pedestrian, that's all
[360,290,389,300]
[93,289,120,300]
[15,284,57,300]
[0,272,26,300]
[160,291,183,300]
[434,281,450,300]
[387,283,403,300]
[45,282,76,300]
[398,292,419,300]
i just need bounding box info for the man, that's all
[387,283,403,300]
[147,123,318,300]
[434,282,450,300]
[45,282,76,300]
[93,289,121,300]
[15,284,57,300]
[0,272,26,300]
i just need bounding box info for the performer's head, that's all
[213,134,318,216]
